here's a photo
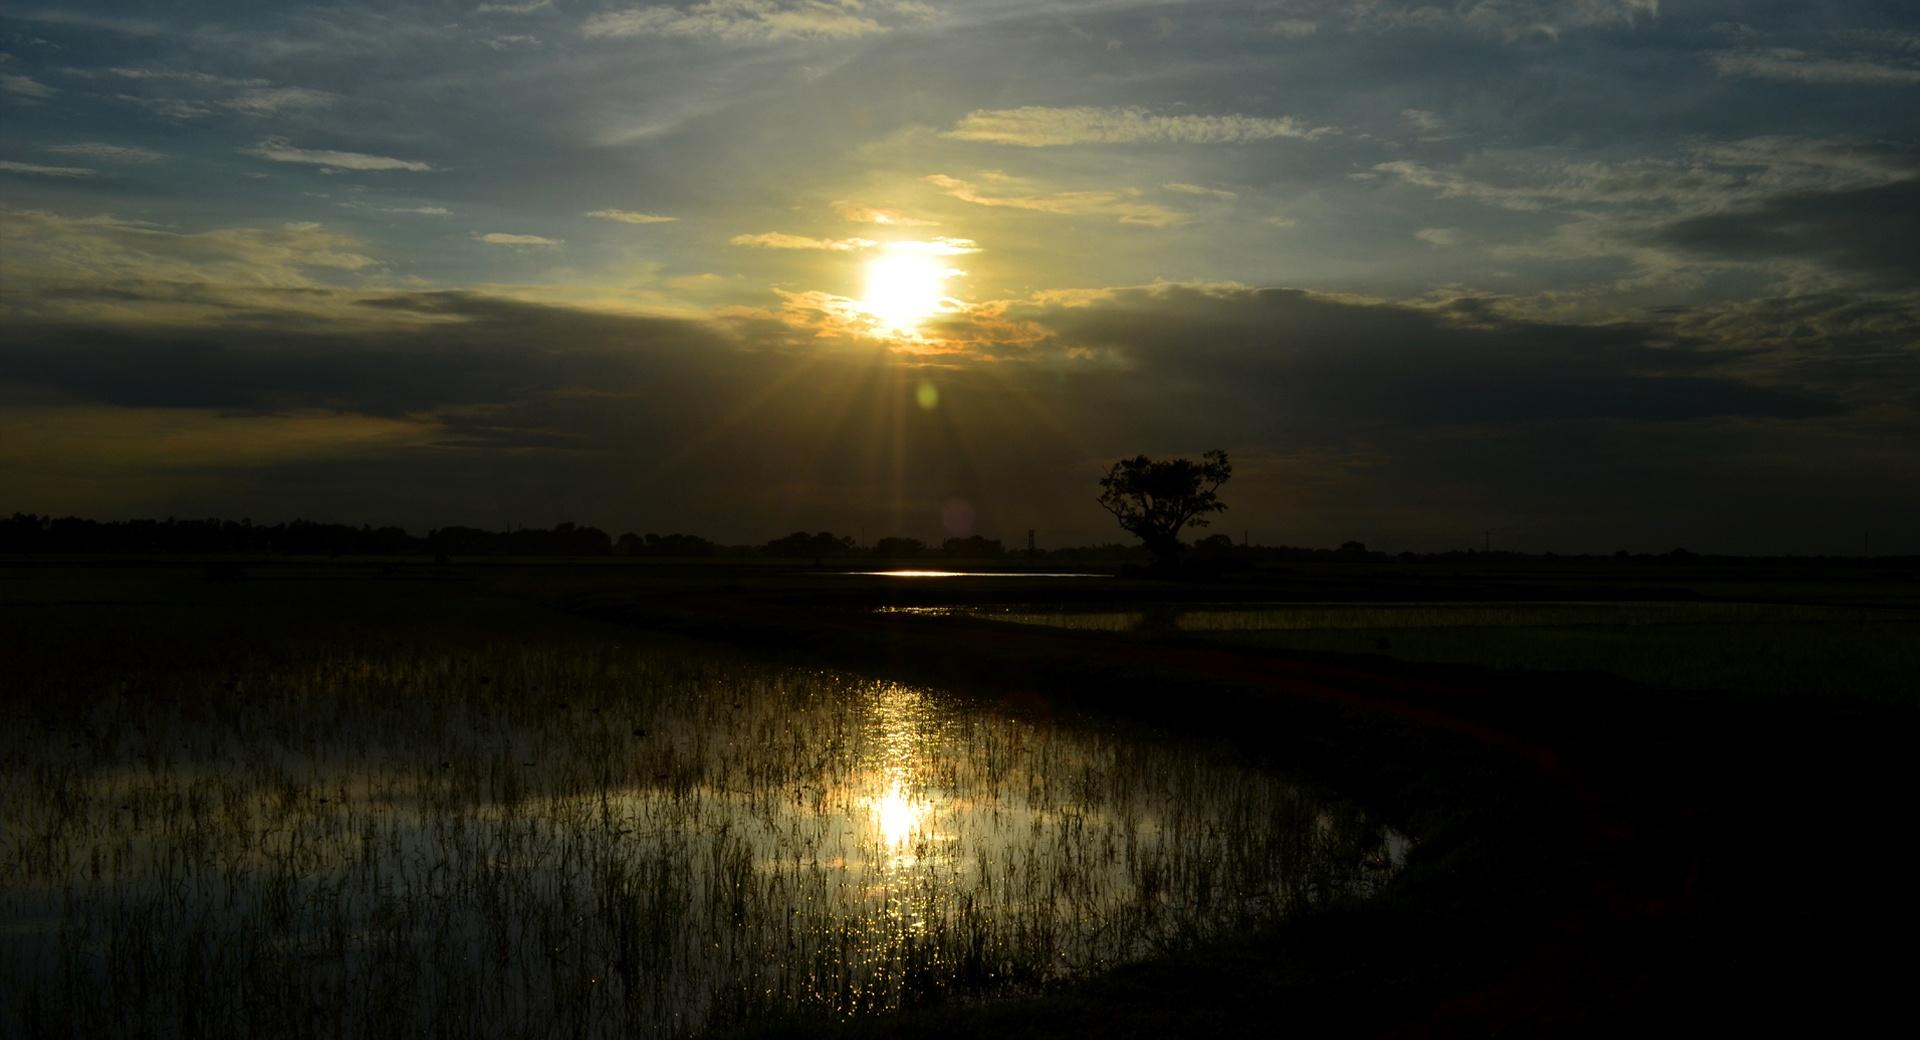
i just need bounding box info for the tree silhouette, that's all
[1096,450,1232,568]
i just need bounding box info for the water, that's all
[842,570,1112,579]
[0,644,1404,1037]
[881,600,1896,632]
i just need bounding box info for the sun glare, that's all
[860,246,953,335]
[873,779,927,846]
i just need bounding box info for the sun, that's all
[860,247,950,335]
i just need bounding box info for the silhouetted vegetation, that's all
[615,531,717,557]
[1096,450,1232,569]
[4,512,1913,568]
[764,530,856,560]
[872,536,926,558]
[941,535,1005,558]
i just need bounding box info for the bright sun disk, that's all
[860,248,951,334]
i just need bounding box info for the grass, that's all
[0,571,1401,1039]
[6,558,1915,1038]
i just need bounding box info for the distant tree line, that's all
[0,514,712,558]
[1,513,1907,564]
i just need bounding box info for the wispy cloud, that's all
[101,67,264,87]
[0,209,379,325]
[0,160,95,178]
[242,138,433,172]
[925,174,1189,227]
[583,2,886,43]
[730,232,875,251]
[885,237,979,256]
[1375,139,1915,216]
[831,200,938,226]
[585,208,677,224]
[475,232,562,246]
[1,73,55,99]
[944,106,1336,147]
[1711,49,1920,86]
[45,142,166,163]
[224,86,337,115]
[1163,182,1237,201]
[477,0,552,13]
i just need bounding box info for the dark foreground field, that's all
[2,557,1915,1037]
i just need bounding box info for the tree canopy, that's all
[1095,450,1232,567]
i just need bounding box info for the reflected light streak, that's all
[872,778,928,848]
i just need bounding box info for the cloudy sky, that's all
[2,1,1916,552]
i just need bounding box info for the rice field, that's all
[0,632,1404,1038]
[910,601,1920,702]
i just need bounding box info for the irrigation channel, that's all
[0,643,1405,1037]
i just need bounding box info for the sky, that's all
[2,1,1917,553]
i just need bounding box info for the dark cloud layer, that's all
[1029,287,1838,428]
[4,288,1909,552]
[1656,178,1920,283]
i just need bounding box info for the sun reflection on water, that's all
[3,654,1409,1036]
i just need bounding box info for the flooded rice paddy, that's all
[0,640,1405,1037]
[880,600,1903,632]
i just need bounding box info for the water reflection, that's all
[848,570,1112,578]
[0,648,1405,1037]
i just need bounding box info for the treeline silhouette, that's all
[0,513,1907,564]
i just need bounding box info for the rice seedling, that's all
[0,632,1404,1037]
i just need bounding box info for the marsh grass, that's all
[0,617,1402,1038]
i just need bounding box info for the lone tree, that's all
[1096,449,1232,569]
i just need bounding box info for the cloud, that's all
[44,142,166,163]
[884,237,979,256]
[1019,283,1835,427]
[730,232,875,251]
[1653,178,1920,284]
[0,160,95,178]
[1344,0,1661,40]
[0,209,380,325]
[1,73,55,99]
[242,138,434,172]
[1415,228,1460,246]
[831,201,939,226]
[925,173,1189,227]
[477,0,552,12]
[1712,50,1920,86]
[583,2,886,43]
[6,283,1911,552]
[475,232,563,246]
[1373,140,1916,215]
[381,206,452,216]
[943,106,1335,147]
[585,208,677,224]
[223,86,338,115]
[1401,108,1447,133]
[1163,182,1237,201]
[102,67,260,86]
